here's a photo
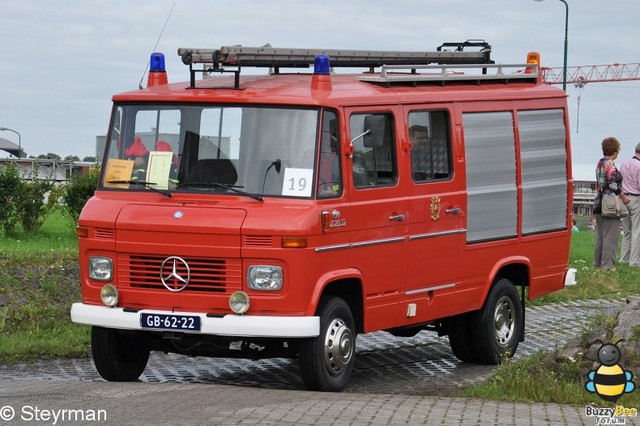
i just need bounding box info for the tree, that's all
[82,156,97,162]
[37,153,61,160]
[64,155,81,161]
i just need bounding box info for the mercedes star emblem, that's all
[160,256,191,292]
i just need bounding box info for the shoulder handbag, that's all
[593,192,602,215]
[601,193,628,218]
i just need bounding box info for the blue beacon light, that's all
[314,54,330,75]
[150,52,166,72]
[147,52,168,87]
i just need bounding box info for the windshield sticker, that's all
[282,168,313,197]
[104,159,134,188]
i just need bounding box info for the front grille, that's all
[121,255,242,293]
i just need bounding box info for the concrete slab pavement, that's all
[2,378,630,425]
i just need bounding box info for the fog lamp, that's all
[100,284,119,307]
[229,291,250,314]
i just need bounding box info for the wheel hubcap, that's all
[493,295,515,347]
[324,318,354,374]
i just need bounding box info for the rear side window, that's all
[408,110,451,182]
[462,109,568,242]
[463,111,518,243]
[350,113,397,189]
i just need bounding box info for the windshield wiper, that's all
[180,182,263,201]
[106,180,172,198]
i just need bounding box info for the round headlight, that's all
[229,291,250,314]
[100,284,119,307]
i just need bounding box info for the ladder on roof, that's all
[176,41,538,88]
[178,40,493,69]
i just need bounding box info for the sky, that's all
[1,0,639,179]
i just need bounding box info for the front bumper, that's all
[71,303,320,338]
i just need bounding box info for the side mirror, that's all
[363,115,386,149]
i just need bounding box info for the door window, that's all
[350,113,397,189]
[408,110,451,182]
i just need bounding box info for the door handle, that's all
[389,213,406,221]
[445,207,461,215]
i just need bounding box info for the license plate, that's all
[140,313,201,332]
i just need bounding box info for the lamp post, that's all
[0,127,22,158]
[534,0,569,91]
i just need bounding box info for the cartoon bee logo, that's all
[585,341,635,403]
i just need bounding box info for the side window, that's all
[317,110,342,199]
[408,111,451,182]
[350,113,397,189]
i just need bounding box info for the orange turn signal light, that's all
[76,226,89,238]
[281,237,308,248]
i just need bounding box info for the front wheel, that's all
[91,326,150,381]
[471,278,523,364]
[298,297,356,392]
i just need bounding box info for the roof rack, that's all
[359,63,539,86]
[177,41,495,89]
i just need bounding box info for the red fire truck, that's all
[71,41,573,392]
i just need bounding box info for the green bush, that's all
[62,166,100,223]
[18,177,61,234]
[0,164,22,235]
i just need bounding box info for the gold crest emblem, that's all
[430,196,441,220]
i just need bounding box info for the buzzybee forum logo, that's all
[586,341,635,403]
[584,341,637,423]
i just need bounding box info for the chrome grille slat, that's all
[121,255,241,293]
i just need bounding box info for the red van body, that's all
[71,43,573,391]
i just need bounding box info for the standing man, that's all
[620,143,640,266]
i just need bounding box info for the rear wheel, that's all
[299,297,356,392]
[471,278,523,364]
[446,312,478,363]
[91,326,150,381]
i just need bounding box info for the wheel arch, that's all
[310,269,364,334]
[482,257,530,302]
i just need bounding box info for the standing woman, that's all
[594,137,630,271]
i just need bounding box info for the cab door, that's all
[404,108,467,322]
[346,109,407,331]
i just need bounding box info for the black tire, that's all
[446,313,478,363]
[298,297,356,392]
[471,278,523,364]
[91,326,150,381]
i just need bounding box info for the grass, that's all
[1,217,639,408]
[460,351,640,407]
[532,230,640,304]
[0,210,87,364]
[0,210,78,257]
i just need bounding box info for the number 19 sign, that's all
[282,168,313,197]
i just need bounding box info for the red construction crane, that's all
[541,63,640,132]
[541,63,640,85]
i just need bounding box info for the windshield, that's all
[99,105,340,199]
